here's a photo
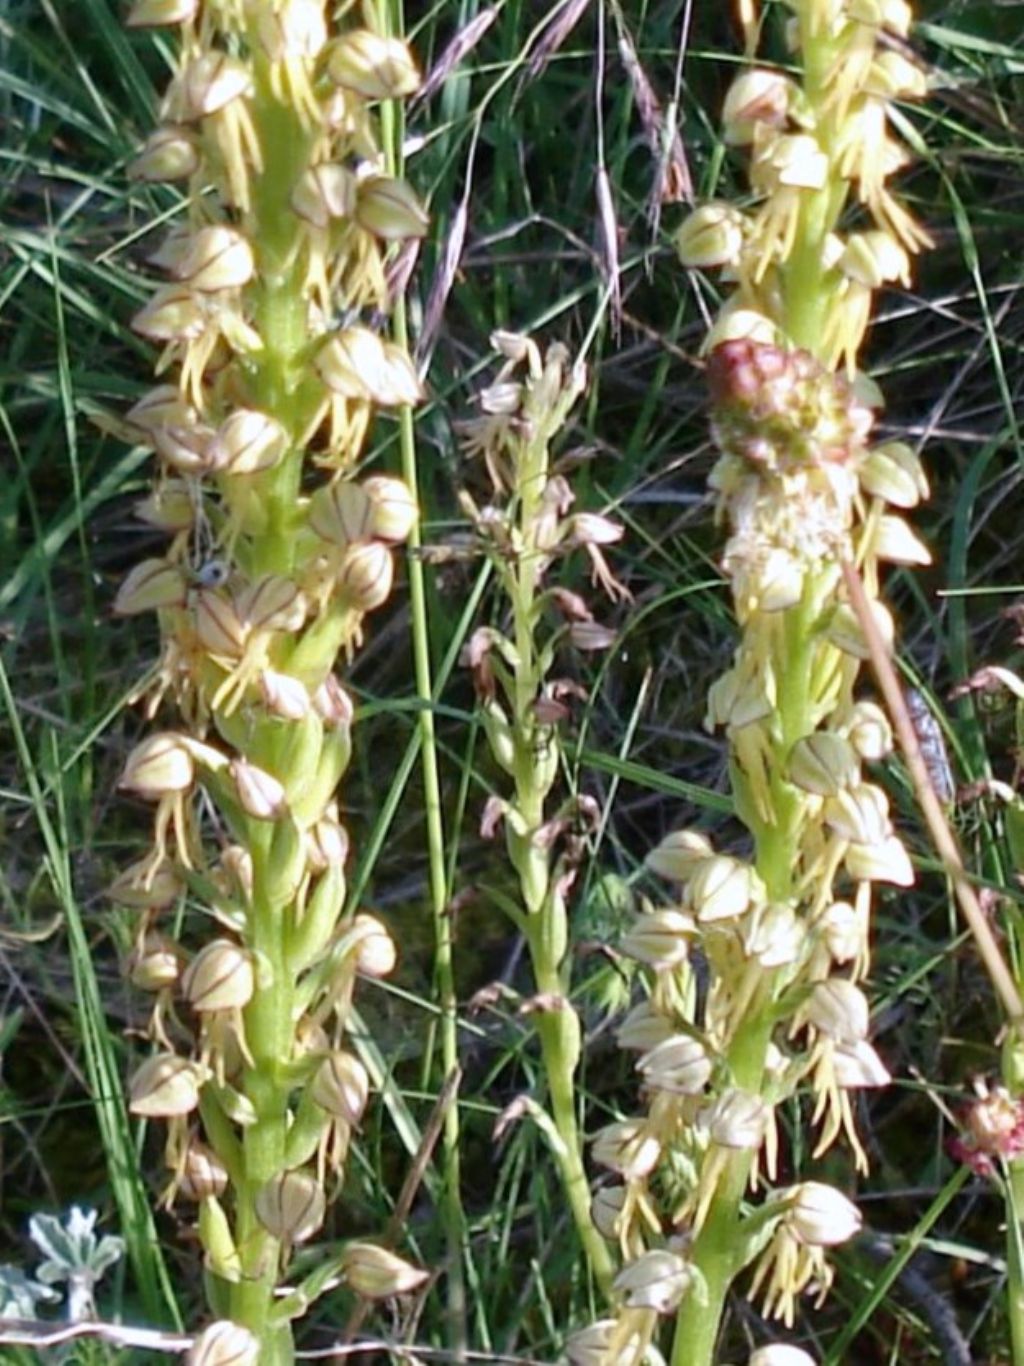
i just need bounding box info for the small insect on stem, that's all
[906,688,956,806]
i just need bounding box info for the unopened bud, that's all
[114,559,187,615]
[750,1346,817,1366]
[826,599,895,660]
[129,933,182,992]
[131,286,205,343]
[339,541,393,611]
[823,784,890,845]
[311,1051,370,1124]
[129,125,199,180]
[195,591,247,659]
[613,1249,691,1313]
[807,978,870,1043]
[313,675,355,728]
[308,480,373,545]
[179,1141,229,1202]
[858,441,928,508]
[349,913,397,978]
[645,828,714,882]
[326,30,420,100]
[109,858,184,910]
[675,201,745,268]
[125,0,196,25]
[616,1001,676,1052]
[840,230,910,289]
[566,1320,643,1366]
[722,68,793,144]
[363,476,418,543]
[786,1181,862,1247]
[186,1321,259,1366]
[591,1119,661,1180]
[340,1241,429,1297]
[788,732,859,798]
[260,669,311,720]
[257,0,326,61]
[590,1185,625,1241]
[255,1171,325,1243]
[129,1053,203,1117]
[230,759,287,821]
[871,514,931,566]
[834,1038,891,1089]
[845,701,892,761]
[209,409,288,475]
[173,227,254,292]
[819,901,861,965]
[182,939,255,1013]
[620,907,694,969]
[356,175,429,240]
[689,855,763,923]
[706,1088,768,1150]
[180,54,252,118]
[844,832,914,886]
[291,163,357,228]
[120,733,195,799]
[238,574,306,633]
[638,1035,713,1095]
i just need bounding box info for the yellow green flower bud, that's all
[174,227,255,292]
[721,68,793,145]
[179,53,252,118]
[823,784,890,845]
[786,1181,862,1247]
[706,1088,769,1150]
[807,978,869,1042]
[590,1185,626,1241]
[311,1050,370,1124]
[125,0,196,26]
[338,541,394,611]
[363,475,419,543]
[326,30,420,100]
[114,559,188,615]
[195,591,248,659]
[339,1241,429,1297]
[591,1119,661,1179]
[129,1053,203,1117]
[688,855,764,923]
[844,701,892,760]
[129,125,200,180]
[638,1034,713,1095]
[844,832,914,885]
[230,759,288,821]
[787,733,858,797]
[675,202,746,269]
[308,480,373,545]
[182,939,255,1013]
[186,1321,259,1366]
[613,1249,692,1313]
[208,409,288,475]
[646,828,715,883]
[291,163,358,227]
[620,907,695,968]
[179,1141,230,1202]
[349,913,397,978]
[255,1170,325,1243]
[129,933,182,992]
[858,441,928,507]
[120,733,195,799]
[356,175,429,240]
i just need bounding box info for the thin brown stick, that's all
[840,558,1024,1021]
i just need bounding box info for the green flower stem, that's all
[670,1007,775,1366]
[505,426,616,1298]
[1007,1159,1024,1366]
